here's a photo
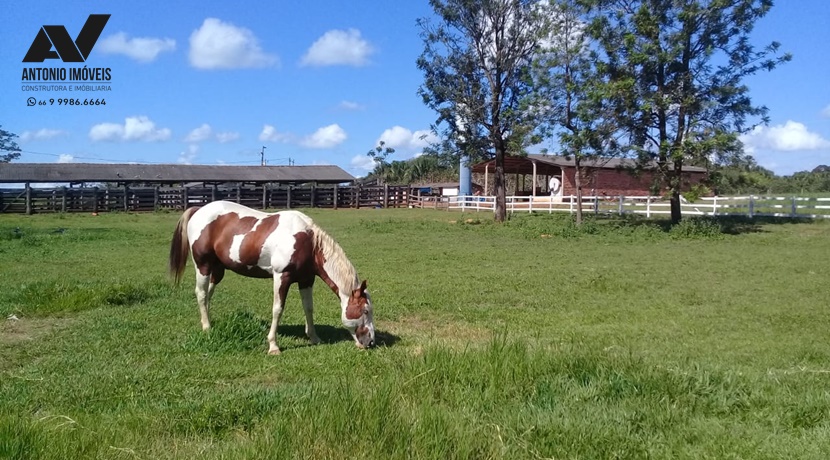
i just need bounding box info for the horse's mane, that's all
[310,223,359,294]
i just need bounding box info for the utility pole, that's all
[260,146,266,166]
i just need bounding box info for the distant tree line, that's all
[366,141,459,185]
[711,159,830,195]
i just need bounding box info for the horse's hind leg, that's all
[267,274,290,355]
[299,283,321,345]
[195,270,212,331]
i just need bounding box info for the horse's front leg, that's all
[267,273,290,355]
[299,283,321,345]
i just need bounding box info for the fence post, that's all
[310,183,317,208]
[712,196,718,216]
[618,195,624,215]
[25,182,32,215]
[92,187,99,213]
[569,195,574,215]
[646,196,651,218]
[286,185,292,209]
[791,196,797,217]
[333,184,339,210]
[594,196,599,215]
[383,184,389,208]
[356,184,361,209]
[153,186,159,211]
[261,184,268,210]
[123,184,129,211]
[61,186,67,213]
[236,183,241,204]
[748,195,754,218]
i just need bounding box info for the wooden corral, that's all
[0,183,413,214]
[0,163,413,214]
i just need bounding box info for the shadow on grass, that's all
[596,214,815,236]
[185,311,401,354]
[277,324,400,348]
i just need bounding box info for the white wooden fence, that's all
[446,195,830,219]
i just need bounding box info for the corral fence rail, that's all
[3,187,828,219]
[449,195,830,219]
[0,184,413,214]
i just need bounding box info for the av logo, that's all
[23,14,110,63]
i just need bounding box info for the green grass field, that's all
[1,209,829,459]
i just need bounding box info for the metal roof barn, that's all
[0,163,355,185]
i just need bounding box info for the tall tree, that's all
[367,141,396,185]
[0,126,21,163]
[534,0,623,225]
[418,0,545,222]
[583,0,790,223]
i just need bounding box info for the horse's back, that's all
[186,201,316,277]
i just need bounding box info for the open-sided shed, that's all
[471,154,707,197]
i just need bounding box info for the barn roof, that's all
[470,154,708,174]
[0,163,355,184]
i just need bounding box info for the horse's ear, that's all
[360,279,367,293]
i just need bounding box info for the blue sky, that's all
[1,1,828,177]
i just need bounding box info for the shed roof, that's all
[0,163,355,184]
[471,154,707,174]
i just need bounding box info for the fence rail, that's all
[449,195,830,219]
[3,187,828,219]
[0,184,412,214]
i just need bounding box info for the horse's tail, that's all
[169,206,200,285]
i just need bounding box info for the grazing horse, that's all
[169,200,375,354]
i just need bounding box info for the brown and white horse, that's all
[169,200,375,354]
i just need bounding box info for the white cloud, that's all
[98,32,175,63]
[822,104,830,118]
[301,124,347,148]
[259,124,291,142]
[337,100,365,111]
[184,123,213,142]
[19,128,67,142]
[740,121,830,153]
[377,126,439,150]
[216,131,240,143]
[189,18,278,69]
[350,154,375,172]
[89,116,172,142]
[178,145,199,165]
[300,29,374,67]
[57,154,74,163]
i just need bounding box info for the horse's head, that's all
[343,279,375,349]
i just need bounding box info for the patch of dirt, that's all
[380,314,493,348]
[0,316,68,347]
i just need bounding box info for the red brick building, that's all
[470,154,707,198]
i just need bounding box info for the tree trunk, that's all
[670,161,683,224]
[574,160,583,226]
[670,189,682,224]
[493,147,507,222]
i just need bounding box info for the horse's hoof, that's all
[268,348,281,356]
[309,337,321,345]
